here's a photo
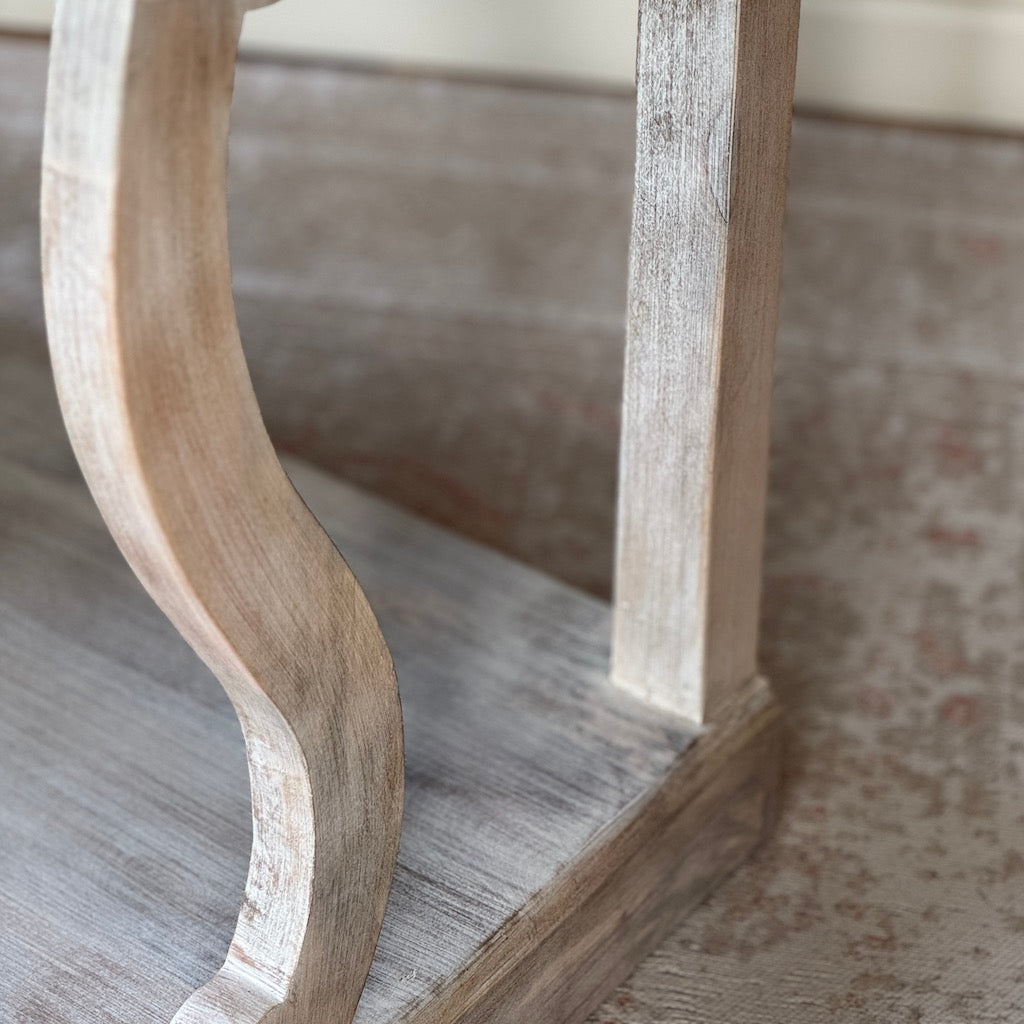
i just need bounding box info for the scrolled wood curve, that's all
[41,2,404,1023]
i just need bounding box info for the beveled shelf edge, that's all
[404,678,782,1024]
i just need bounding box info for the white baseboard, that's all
[4,0,1024,132]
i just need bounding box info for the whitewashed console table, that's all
[3,0,799,1021]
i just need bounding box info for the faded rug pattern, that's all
[2,37,1022,1023]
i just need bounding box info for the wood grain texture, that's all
[30,0,794,1017]
[0,456,782,1024]
[613,0,801,723]
[40,2,403,1022]
[445,686,781,1024]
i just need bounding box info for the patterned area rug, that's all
[2,34,1023,1023]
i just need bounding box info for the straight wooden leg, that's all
[613,0,801,723]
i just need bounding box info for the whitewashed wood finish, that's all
[0,457,782,1024]
[29,0,798,1017]
[613,0,801,722]
[41,2,403,1022]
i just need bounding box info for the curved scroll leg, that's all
[41,2,404,1022]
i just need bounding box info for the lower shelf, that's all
[0,456,780,1024]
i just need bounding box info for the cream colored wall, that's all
[4,0,1024,132]
[798,0,1024,131]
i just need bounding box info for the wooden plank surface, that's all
[613,0,801,722]
[0,454,718,1024]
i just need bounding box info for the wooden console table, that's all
[3,0,799,1021]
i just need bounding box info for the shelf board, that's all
[0,456,778,1023]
